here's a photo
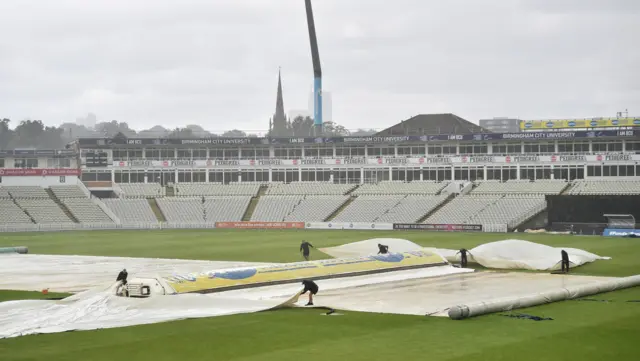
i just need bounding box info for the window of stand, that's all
[427,145,456,155]
[363,169,390,183]
[593,141,623,152]
[47,158,72,168]
[552,166,584,180]
[334,168,361,184]
[81,170,111,182]
[239,169,268,182]
[596,165,637,177]
[459,143,488,155]
[336,146,365,157]
[14,158,38,168]
[0,158,4,168]
[524,142,554,154]
[367,146,395,157]
[453,167,485,181]
[422,167,452,182]
[626,141,640,152]
[274,147,302,158]
[558,141,589,153]
[390,168,422,181]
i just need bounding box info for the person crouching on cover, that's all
[378,243,389,254]
[301,280,319,306]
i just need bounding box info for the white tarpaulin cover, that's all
[0,254,274,293]
[320,238,612,271]
[435,239,612,271]
[0,239,619,339]
[0,265,471,339]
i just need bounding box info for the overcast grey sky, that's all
[1,0,638,132]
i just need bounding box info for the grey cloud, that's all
[0,0,638,132]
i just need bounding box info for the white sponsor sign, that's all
[110,153,640,168]
[305,222,394,230]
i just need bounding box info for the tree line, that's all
[0,116,376,150]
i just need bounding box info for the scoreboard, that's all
[85,151,108,167]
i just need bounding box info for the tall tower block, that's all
[305,0,323,136]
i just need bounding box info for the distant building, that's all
[479,118,521,133]
[308,90,332,123]
[375,114,487,136]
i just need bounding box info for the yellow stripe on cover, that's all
[164,250,447,294]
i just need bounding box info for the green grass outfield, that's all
[0,229,639,360]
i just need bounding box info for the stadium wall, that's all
[546,195,640,234]
[0,222,508,234]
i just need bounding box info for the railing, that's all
[0,222,509,233]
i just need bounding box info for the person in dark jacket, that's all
[116,269,128,285]
[561,250,570,273]
[301,280,319,306]
[300,240,314,261]
[456,249,469,268]
[377,244,389,254]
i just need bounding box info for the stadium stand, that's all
[375,195,449,223]
[156,197,205,223]
[251,195,303,221]
[204,197,252,222]
[283,195,350,222]
[265,182,356,195]
[117,183,166,198]
[352,181,448,196]
[471,180,568,195]
[331,195,406,223]
[50,185,88,199]
[14,198,74,224]
[102,199,158,223]
[425,194,546,229]
[468,195,546,229]
[565,179,640,195]
[425,195,502,225]
[0,200,33,224]
[175,182,261,197]
[4,186,49,199]
[60,198,114,223]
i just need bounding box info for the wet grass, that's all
[0,230,638,360]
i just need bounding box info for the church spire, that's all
[272,67,287,136]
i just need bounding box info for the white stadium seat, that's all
[102,199,158,223]
[565,179,640,195]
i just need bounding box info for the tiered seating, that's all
[118,183,165,198]
[332,195,405,223]
[284,196,349,222]
[472,180,567,195]
[102,199,158,223]
[266,182,356,195]
[566,179,640,195]
[425,195,502,225]
[4,186,49,199]
[0,187,11,199]
[352,181,447,196]
[175,183,260,197]
[469,195,546,228]
[204,197,252,222]
[0,200,33,224]
[156,198,205,223]
[60,198,114,223]
[15,199,73,224]
[50,185,87,198]
[250,195,303,222]
[376,195,449,223]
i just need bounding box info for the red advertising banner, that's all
[215,221,305,229]
[0,168,81,176]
